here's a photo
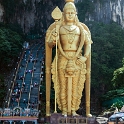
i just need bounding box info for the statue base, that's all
[49,113,97,124]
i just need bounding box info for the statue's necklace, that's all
[63,26,77,44]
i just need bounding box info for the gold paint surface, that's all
[45,0,93,116]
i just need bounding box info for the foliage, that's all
[122,58,124,66]
[111,100,124,110]
[5,23,24,37]
[101,88,124,101]
[86,21,124,92]
[112,67,124,89]
[101,59,124,107]
[101,58,124,102]
[0,23,24,69]
[111,58,124,89]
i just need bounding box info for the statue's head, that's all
[62,0,79,23]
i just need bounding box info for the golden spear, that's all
[51,6,62,113]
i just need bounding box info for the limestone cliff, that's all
[0,0,123,34]
[86,0,124,27]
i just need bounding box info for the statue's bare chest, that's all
[60,25,80,45]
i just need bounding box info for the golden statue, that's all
[45,0,93,117]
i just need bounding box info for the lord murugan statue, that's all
[45,0,93,117]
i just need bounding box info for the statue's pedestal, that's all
[50,113,97,124]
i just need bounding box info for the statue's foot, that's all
[62,111,67,117]
[72,111,79,116]
[87,113,92,117]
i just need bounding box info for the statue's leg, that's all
[71,70,80,115]
[58,69,67,115]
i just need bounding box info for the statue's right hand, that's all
[51,28,59,42]
[52,31,58,37]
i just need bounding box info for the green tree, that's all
[87,22,124,92]
[111,100,124,110]
[112,58,124,89]
[0,24,24,70]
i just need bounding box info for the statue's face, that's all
[64,8,76,22]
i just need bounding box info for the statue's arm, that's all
[84,30,92,58]
[46,28,56,48]
[46,22,61,48]
[45,22,57,48]
[84,44,91,58]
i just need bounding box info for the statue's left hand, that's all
[76,56,87,65]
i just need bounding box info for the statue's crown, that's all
[63,0,76,12]
[65,0,74,3]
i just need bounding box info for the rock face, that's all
[0,0,124,33]
[0,4,3,22]
[0,0,64,34]
[87,0,124,27]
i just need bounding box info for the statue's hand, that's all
[51,28,59,42]
[76,56,87,65]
